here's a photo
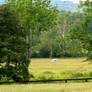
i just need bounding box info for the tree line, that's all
[31,11,84,58]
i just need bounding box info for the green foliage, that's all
[32,11,83,58]
[70,0,92,59]
[0,4,30,82]
[7,0,58,31]
[6,0,58,57]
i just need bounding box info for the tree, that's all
[70,0,92,59]
[6,0,58,57]
[31,11,83,58]
[56,11,82,57]
[0,4,30,82]
[39,30,58,58]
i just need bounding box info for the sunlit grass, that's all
[29,58,92,80]
[1,58,92,92]
[0,83,92,92]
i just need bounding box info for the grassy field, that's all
[0,83,92,92]
[1,58,92,92]
[29,58,92,80]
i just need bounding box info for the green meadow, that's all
[0,83,92,92]
[1,58,92,92]
[29,58,92,80]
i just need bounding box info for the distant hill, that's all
[1,0,79,12]
[52,1,79,12]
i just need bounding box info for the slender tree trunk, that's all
[30,29,34,58]
[50,43,53,58]
[26,29,31,58]
[26,32,29,58]
[26,29,34,59]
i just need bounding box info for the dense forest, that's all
[31,11,84,58]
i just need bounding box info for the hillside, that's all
[52,1,79,12]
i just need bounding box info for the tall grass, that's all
[29,58,92,80]
[0,83,92,92]
[1,58,92,82]
[0,58,92,92]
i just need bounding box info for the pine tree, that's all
[0,4,30,82]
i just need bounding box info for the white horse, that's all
[52,58,58,62]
